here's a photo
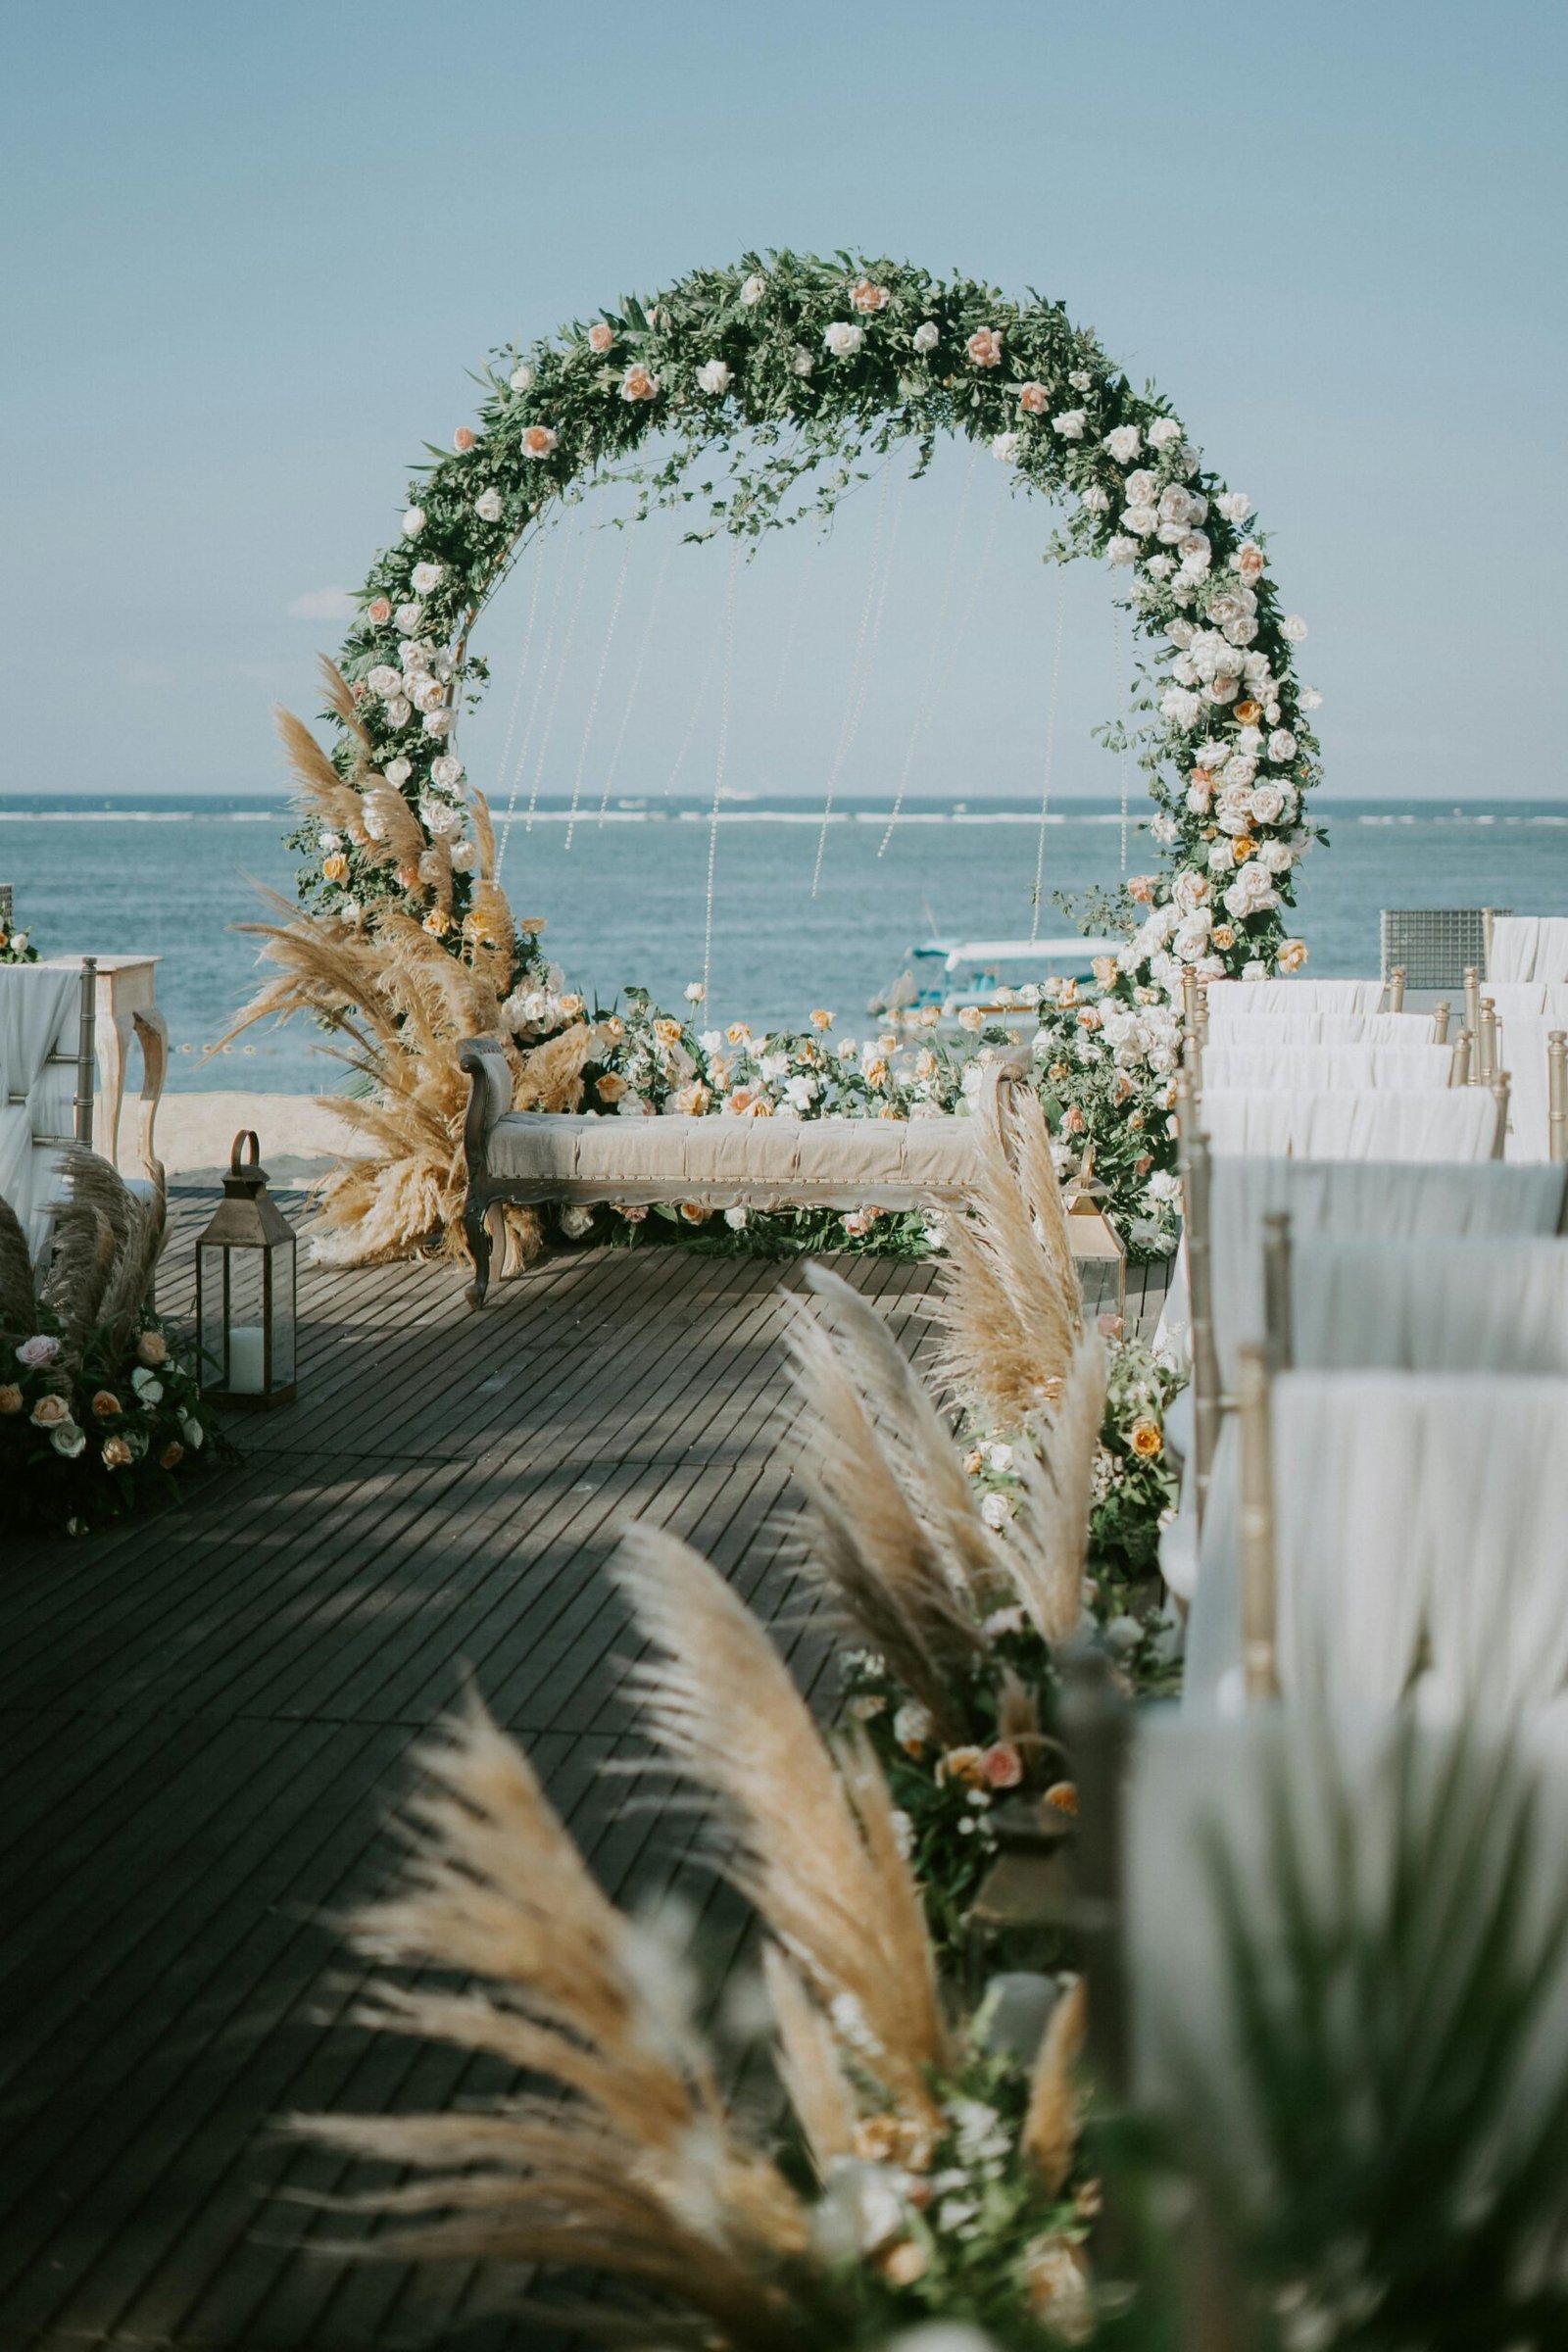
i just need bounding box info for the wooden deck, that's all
[0,1196,1167,2351]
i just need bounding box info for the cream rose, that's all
[1052,408,1086,438]
[410,562,444,596]
[912,319,939,353]
[1102,423,1141,463]
[474,487,503,523]
[696,359,731,396]
[822,320,863,357]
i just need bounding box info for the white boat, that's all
[871,935,1124,1023]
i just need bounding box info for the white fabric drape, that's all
[1161,1155,1566,1384]
[1290,1236,1568,1372]
[1127,1706,1568,2156]
[1198,1086,1498,1162]
[0,966,81,1260]
[1200,1043,1455,1094]
[1201,1010,1437,1046]
[1184,1372,1568,1715]
[1487,1014,1559,1161]
[1200,978,1390,1015]
[1490,917,1568,983]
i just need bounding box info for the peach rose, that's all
[136,1329,168,1368]
[1234,699,1262,725]
[0,1384,22,1414]
[966,326,1004,368]
[672,1081,711,1116]
[850,278,891,314]
[367,597,392,626]
[1063,1105,1087,1136]
[453,425,477,452]
[321,852,350,884]
[863,1058,889,1091]
[982,1741,1024,1788]
[521,424,559,460]
[519,914,548,935]
[90,1391,121,1420]
[1236,540,1265,582]
[588,320,614,353]
[1018,380,1050,415]
[678,1200,710,1224]
[957,1005,985,1033]
[30,1393,71,1428]
[939,1744,987,1787]
[1130,1418,1163,1460]
[809,1007,833,1030]
[619,364,660,402]
[1128,873,1156,904]
[422,910,449,937]
[1211,923,1237,951]
[654,1017,684,1048]
[595,1072,629,1104]
[102,1436,133,1470]
[1092,956,1119,988]
[1278,937,1309,972]
[1044,1780,1080,1816]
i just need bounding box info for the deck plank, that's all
[0,1212,1168,2350]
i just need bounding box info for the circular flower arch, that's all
[297,249,1320,992]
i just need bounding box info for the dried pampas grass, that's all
[1006,1330,1108,1647]
[35,1150,168,1377]
[932,1084,1082,1428]
[289,1698,811,2346]
[613,1524,952,2123]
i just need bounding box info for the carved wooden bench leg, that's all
[464,1192,495,1309]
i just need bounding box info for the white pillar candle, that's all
[227,1325,268,1395]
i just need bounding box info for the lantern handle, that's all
[230,1130,262,1176]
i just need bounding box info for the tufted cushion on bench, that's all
[483,1106,988,1208]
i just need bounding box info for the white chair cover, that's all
[1485,1014,1563,1162]
[1479,982,1548,1021]
[1289,1236,1568,1372]
[0,966,81,1261]
[1200,1044,1455,1094]
[1200,1010,1437,1046]
[1200,978,1389,1015]
[1490,917,1568,984]
[1161,1155,1566,1383]
[1128,1706,1568,2154]
[1197,1087,1497,1162]
[1186,1372,1568,1715]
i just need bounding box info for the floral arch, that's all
[271,251,1320,1259]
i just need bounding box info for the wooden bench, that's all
[458,1035,1013,1306]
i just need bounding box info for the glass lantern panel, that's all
[204,1243,269,1394]
[268,1244,297,1387]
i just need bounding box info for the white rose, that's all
[384,758,412,788]
[1215,490,1251,522]
[980,1492,1010,1531]
[449,838,476,872]
[401,506,425,538]
[1079,484,1110,514]
[510,363,535,391]
[1299,685,1324,711]
[1147,416,1182,449]
[131,1366,164,1404]
[399,638,429,673]
[1068,368,1093,390]
[1052,408,1086,438]
[1185,779,1212,815]
[318,829,342,854]
[1123,468,1158,506]
[1103,423,1141,462]
[394,601,421,634]
[419,795,463,837]
[991,430,1021,465]
[410,561,444,596]
[1281,613,1308,643]
[1208,838,1237,874]
[696,358,732,395]
[739,272,765,306]
[912,319,939,353]
[892,1701,932,1748]
[422,707,452,736]
[1173,911,1212,961]
[367,664,403,699]
[1105,533,1139,565]
[1146,552,1175,577]
[1258,839,1295,873]
[1166,617,1197,649]
[723,1204,749,1228]
[1122,504,1157,536]
[1178,530,1212,573]
[1223,614,1258,647]
[1222,756,1257,790]
[1160,686,1202,728]
[822,320,864,357]
[1264,730,1296,765]
[791,344,814,375]
[51,1421,86,1459]
[1172,868,1210,913]
[410,674,446,714]
[430,753,464,789]
[560,1204,595,1240]
[474,488,503,523]
[784,1074,818,1110]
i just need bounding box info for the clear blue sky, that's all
[6,0,1565,802]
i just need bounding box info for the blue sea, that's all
[3,794,1566,1094]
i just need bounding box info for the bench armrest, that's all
[458,1035,513,1175]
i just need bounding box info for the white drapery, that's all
[1200,1043,1455,1094]
[1196,1086,1498,1162]
[1185,1372,1568,1715]
[1200,978,1390,1015]
[1200,1010,1437,1047]
[1289,1236,1568,1371]
[1490,916,1568,984]
[0,966,82,1261]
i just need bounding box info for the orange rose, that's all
[939,1744,987,1788]
[102,1436,133,1470]
[678,1201,710,1224]
[1130,1418,1163,1460]
[654,1018,684,1047]
[90,1391,121,1420]
[1234,698,1262,724]
[1044,1781,1080,1816]
[159,1440,185,1471]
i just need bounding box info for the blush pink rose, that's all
[366,597,392,626]
[1018,380,1049,415]
[982,1742,1024,1788]
[588,321,614,353]
[453,426,477,453]
[966,326,1004,368]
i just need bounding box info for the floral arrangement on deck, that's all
[0,1158,222,1538]
[263,248,1319,1269]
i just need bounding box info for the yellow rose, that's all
[1130,1418,1163,1460]
[321,852,350,884]
[654,1018,684,1048]
[1278,937,1309,972]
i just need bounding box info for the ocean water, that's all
[3,794,1566,1094]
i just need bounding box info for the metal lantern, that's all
[196,1131,297,1407]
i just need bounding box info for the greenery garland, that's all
[286,251,1322,1253]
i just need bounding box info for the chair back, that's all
[0,960,96,1261]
